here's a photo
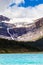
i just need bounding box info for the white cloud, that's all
[1,4,43,24]
[2,4,43,20]
[9,0,25,7]
[0,0,25,11]
[0,0,12,11]
[2,6,25,18]
[7,18,34,24]
[0,0,43,24]
[14,0,25,5]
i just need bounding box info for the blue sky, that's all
[10,0,43,7]
[18,0,43,7]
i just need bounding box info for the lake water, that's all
[0,53,43,65]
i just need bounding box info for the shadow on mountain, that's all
[0,38,43,53]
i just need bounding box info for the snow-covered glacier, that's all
[0,15,43,42]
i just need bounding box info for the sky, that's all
[0,0,43,20]
[0,0,43,8]
[9,0,43,7]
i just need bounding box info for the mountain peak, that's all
[0,15,10,22]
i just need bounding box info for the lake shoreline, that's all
[0,38,43,53]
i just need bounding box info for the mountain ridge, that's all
[0,15,43,42]
[0,15,10,22]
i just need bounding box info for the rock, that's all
[0,15,10,21]
[14,18,43,42]
[0,15,43,42]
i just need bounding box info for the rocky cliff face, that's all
[0,15,43,42]
[0,15,10,21]
[11,17,43,42]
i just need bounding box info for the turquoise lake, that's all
[0,53,43,65]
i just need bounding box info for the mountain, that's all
[0,15,11,38]
[0,15,43,52]
[0,15,43,42]
[0,15,10,21]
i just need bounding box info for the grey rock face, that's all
[0,15,10,21]
[0,15,43,42]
